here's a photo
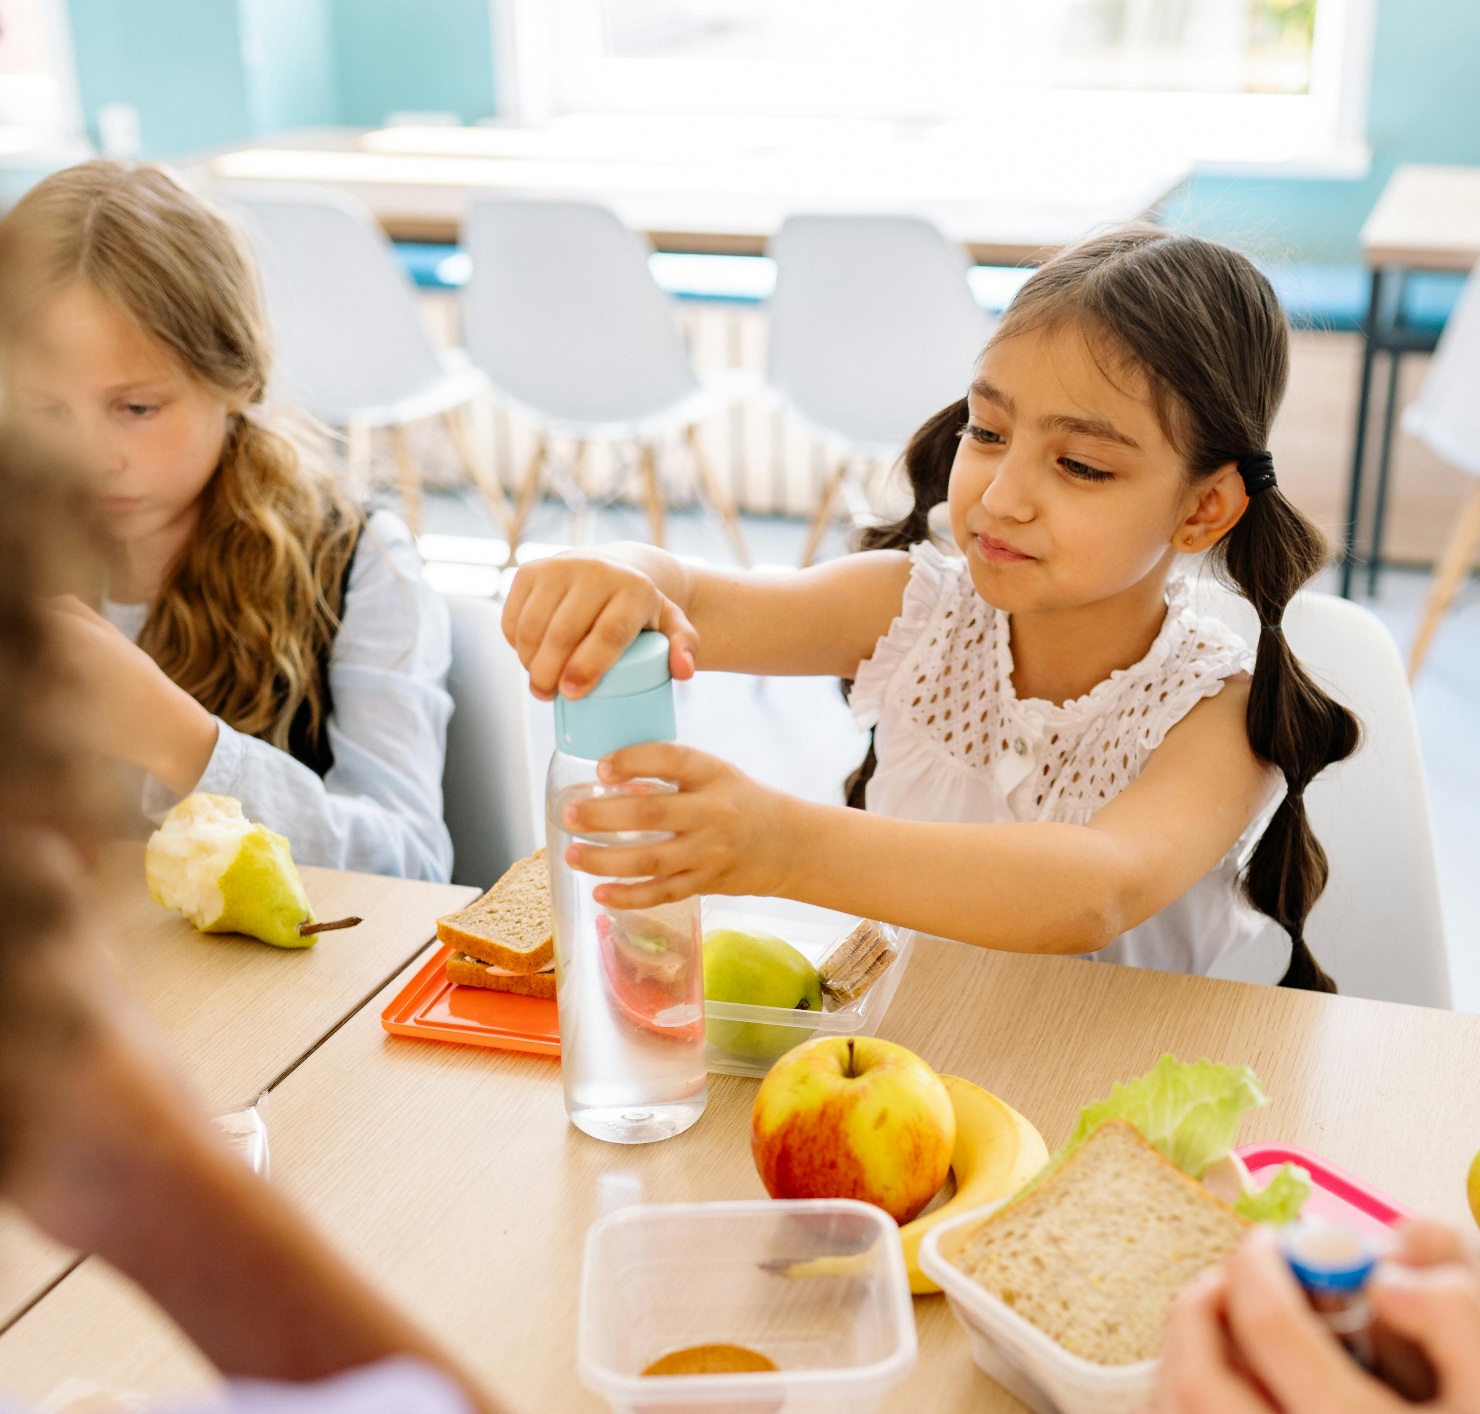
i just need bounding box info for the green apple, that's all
[146,794,317,949]
[703,927,823,1064]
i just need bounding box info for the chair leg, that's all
[443,404,512,538]
[799,457,850,569]
[568,439,591,547]
[506,436,547,564]
[387,425,424,536]
[344,421,372,500]
[1409,481,1480,678]
[685,424,750,567]
[638,443,666,548]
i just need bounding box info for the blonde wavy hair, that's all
[1,161,361,756]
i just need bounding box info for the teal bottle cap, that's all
[582,630,671,699]
[554,631,676,760]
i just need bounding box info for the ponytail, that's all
[1210,485,1361,992]
[843,399,967,809]
[856,399,967,554]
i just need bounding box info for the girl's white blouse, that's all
[105,510,454,882]
[850,542,1290,982]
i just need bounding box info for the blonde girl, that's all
[503,227,1359,989]
[3,161,453,879]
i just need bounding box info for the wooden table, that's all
[0,846,475,1334]
[182,122,1191,266]
[1343,164,1480,595]
[3,934,1478,1413]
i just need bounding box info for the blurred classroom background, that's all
[2,0,1478,1003]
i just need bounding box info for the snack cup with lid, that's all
[579,1199,916,1413]
[918,1200,1158,1414]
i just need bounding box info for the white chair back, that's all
[1402,259,1480,477]
[441,595,546,888]
[767,214,991,452]
[1193,579,1450,1007]
[225,186,450,423]
[461,197,699,430]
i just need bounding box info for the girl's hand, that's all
[45,596,217,796]
[1153,1223,1480,1414]
[558,743,798,908]
[501,552,699,702]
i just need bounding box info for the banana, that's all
[901,1074,1048,1294]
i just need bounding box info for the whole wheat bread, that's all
[445,952,557,999]
[437,850,553,974]
[951,1118,1249,1365]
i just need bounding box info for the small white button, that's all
[1013,737,1028,755]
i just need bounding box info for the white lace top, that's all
[850,542,1291,981]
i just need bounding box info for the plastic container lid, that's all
[556,631,675,760]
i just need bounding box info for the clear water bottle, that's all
[546,631,707,1144]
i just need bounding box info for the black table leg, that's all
[1367,338,1405,596]
[1341,267,1387,596]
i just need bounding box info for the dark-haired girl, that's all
[502,226,1358,989]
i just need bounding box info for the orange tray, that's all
[381,945,560,1057]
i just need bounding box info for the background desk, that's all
[1344,164,1480,595]
[2,934,1478,1413]
[0,848,474,1335]
[183,124,1191,266]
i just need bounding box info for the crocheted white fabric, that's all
[852,542,1253,825]
[851,541,1288,981]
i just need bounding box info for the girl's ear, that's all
[1175,461,1249,555]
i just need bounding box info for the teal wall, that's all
[65,0,495,159]
[1166,0,1480,262]
[239,0,340,134]
[330,0,496,127]
[67,0,255,157]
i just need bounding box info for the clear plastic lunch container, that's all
[701,898,912,1079]
[918,1201,1158,1414]
[578,1199,917,1414]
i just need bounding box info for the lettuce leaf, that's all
[1235,1163,1311,1224]
[1034,1054,1269,1185]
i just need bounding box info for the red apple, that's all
[750,1035,955,1224]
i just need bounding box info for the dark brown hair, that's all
[0,429,109,1126]
[860,226,1360,991]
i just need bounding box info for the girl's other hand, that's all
[559,743,795,908]
[501,552,699,702]
[1153,1223,1480,1414]
[45,596,217,796]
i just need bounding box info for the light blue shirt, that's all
[107,510,454,882]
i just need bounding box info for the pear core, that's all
[146,794,316,949]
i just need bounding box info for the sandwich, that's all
[953,1119,1248,1364]
[439,849,555,1000]
[947,1054,1313,1366]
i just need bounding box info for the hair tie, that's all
[1238,450,1277,496]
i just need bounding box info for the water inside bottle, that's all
[548,781,707,1144]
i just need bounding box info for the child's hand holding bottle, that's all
[558,741,798,910]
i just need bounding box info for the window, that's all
[508,0,1374,169]
[0,0,83,155]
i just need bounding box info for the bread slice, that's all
[446,951,556,1000]
[952,1118,1249,1365]
[437,850,553,974]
